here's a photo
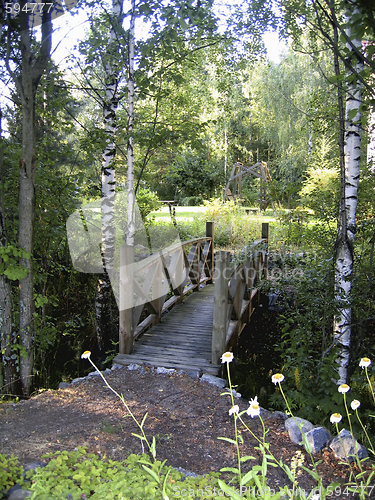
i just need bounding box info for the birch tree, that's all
[95,0,125,353]
[333,4,363,384]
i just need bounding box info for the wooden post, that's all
[212,251,230,364]
[206,221,214,284]
[119,245,134,354]
[262,222,269,279]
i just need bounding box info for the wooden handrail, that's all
[211,222,269,364]
[119,222,214,354]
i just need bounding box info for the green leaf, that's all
[217,437,237,445]
[141,464,159,482]
[240,455,256,463]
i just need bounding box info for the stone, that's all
[329,429,368,463]
[178,369,201,379]
[305,427,331,453]
[232,389,242,399]
[111,364,124,370]
[8,490,32,500]
[200,374,226,389]
[87,370,100,377]
[156,367,175,375]
[58,382,70,390]
[70,377,85,384]
[285,417,314,445]
[127,364,141,371]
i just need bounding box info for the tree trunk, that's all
[5,6,52,396]
[95,0,124,354]
[126,0,136,248]
[18,85,37,397]
[333,5,363,384]
[0,107,20,395]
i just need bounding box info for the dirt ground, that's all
[0,365,373,498]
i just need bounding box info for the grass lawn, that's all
[150,205,278,223]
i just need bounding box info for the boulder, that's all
[200,374,227,389]
[329,429,368,463]
[127,364,141,371]
[156,367,175,375]
[58,382,70,390]
[8,490,32,500]
[305,427,331,453]
[285,417,314,445]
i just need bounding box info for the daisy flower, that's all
[330,413,342,424]
[221,352,234,364]
[271,373,284,385]
[229,405,239,416]
[338,384,350,393]
[359,357,371,368]
[351,400,361,411]
[247,396,260,418]
[81,351,91,359]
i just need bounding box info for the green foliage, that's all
[22,448,221,500]
[299,166,340,220]
[0,454,23,492]
[0,245,31,281]
[136,188,161,223]
[260,252,342,424]
[203,199,261,249]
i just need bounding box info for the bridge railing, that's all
[211,223,269,364]
[119,222,214,354]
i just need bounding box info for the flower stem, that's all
[226,362,242,486]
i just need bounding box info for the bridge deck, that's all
[113,284,222,376]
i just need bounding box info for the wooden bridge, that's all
[113,222,269,376]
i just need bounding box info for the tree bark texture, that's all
[6,6,52,396]
[333,5,363,385]
[0,106,19,395]
[126,0,136,248]
[95,0,124,353]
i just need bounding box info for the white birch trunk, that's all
[333,8,363,385]
[367,108,375,171]
[126,0,136,248]
[95,0,124,352]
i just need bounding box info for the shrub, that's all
[0,454,23,492]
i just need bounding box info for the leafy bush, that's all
[202,199,261,250]
[0,454,23,492]
[136,188,161,223]
[299,167,339,221]
[180,195,204,206]
[22,448,220,500]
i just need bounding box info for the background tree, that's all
[3,1,52,396]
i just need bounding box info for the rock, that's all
[87,370,100,377]
[156,367,175,375]
[305,427,331,453]
[8,490,32,499]
[329,429,368,463]
[178,369,201,379]
[23,461,47,474]
[200,374,226,389]
[231,389,242,399]
[58,382,70,390]
[285,417,314,445]
[70,377,85,384]
[111,363,124,370]
[127,364,141,371]
[273,411,288,421]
